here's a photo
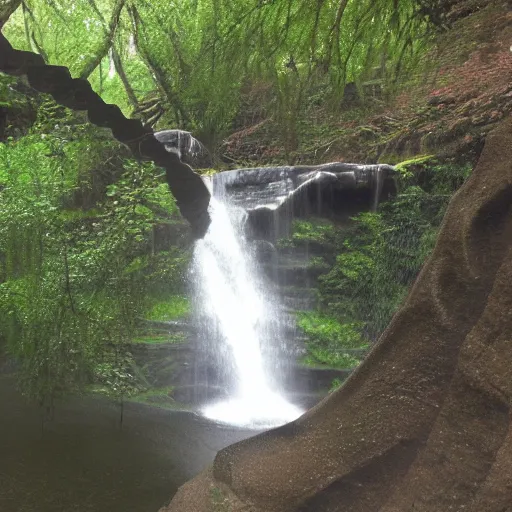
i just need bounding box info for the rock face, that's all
[161,117,512,511]
[215,163,396,239]
[154,129,212,168]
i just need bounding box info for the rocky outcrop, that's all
[154,129,212,168]
[161,117,512,511]
[214,163,396,239]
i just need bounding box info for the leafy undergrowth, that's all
[133,296,190,344]
[221,0,511,167]
[301,350,362,370]
[297,312,368,369]
[379,2,512,163]
[292,159,471,371]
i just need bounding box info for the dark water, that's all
[0,375,260,512]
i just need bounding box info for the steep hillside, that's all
[222,0,512,167]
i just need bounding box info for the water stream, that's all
[192,180,303,429]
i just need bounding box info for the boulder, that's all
[154,129,212,168]
[160,117,512,511]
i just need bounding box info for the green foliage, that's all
[0,75,29,117]
[292,219,336,244]
[297,312,366,349]
[308,256,330,271]
[395,154,436,178]
[302,349,360,370]
[277,219,336,249]
[132,333,186,345]
[329,377,344,393]
[92,351,143,400]
[146,296,190,322]
[3,0,435,149]
[0,119,189,403]
[210,486,230,512]
[297,311,366,369]
[294,160,472,368]
[318,160,471,342]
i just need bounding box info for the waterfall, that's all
[192,179,303,429]
[372,166,385,211]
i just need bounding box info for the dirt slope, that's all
[221,1,512,167]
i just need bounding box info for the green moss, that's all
[277,218,336,249]
[131,333,187,345]
[355,125,379,140]
[292,219,336,243]
[308,256,330,271]
[297,312,367,349]
[146,296,190,321]
[329,378,344,392]
[395,154,436,177]
[301,349,361,369]
[297,311,367,369]
[197,168,219,176]
[210,487,230,512]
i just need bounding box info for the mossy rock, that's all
[395,154,437,177]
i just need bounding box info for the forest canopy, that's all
[2,0,442,144]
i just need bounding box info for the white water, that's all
[372,166,385,211]
[193,196,303,429]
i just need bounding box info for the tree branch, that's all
[128,4,190,126]
[84,0,138,109]
[322,0,350,71]
[21,1,48,62]
[78,0,126,80]
[111,44,139,109]
[138,0,191,80]
[0,31,211,237]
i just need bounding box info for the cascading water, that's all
[188,163,395,428]
[192,180,303,429]
[372,166,385,211]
